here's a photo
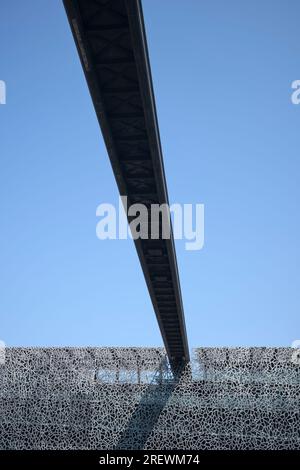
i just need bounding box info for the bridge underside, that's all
[63,0,189,370]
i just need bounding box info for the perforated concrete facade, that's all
[0,347,299,449]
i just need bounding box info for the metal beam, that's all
[63,0,190,371]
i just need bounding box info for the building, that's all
[1,347,299,449]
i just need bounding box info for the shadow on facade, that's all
[115,360,184,450]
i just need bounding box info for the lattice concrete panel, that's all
[0,347,299,449]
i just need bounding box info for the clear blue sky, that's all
[1,0,299,348]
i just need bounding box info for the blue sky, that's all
[1,0,299,348]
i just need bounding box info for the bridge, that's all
[63,0,189,371]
